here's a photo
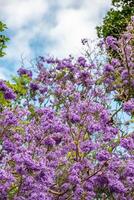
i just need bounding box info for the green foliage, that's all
[97,0,134,38]
[112,0,134,6]
[11,75,31,96]
[0,92,11,107]
[0,75,31,108]
[8,185,18,199]
[0,21,9,57]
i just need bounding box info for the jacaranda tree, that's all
[0,17,134,200]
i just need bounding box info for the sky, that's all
[0,0,111,79]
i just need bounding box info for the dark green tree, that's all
[97,0,134,38]
[0,21,9,57]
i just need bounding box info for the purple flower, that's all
[3,139,15,152]
[17,67,32,78]
[123,99,134,113]
[4,89,16,100]
[96,175,108,185]
[77,56,87,66]
[109,180,126,193]
[52,135,62,145]
[96,150,110,161]
[111,58,120,67]
[70,113,80,123]
[0,80,7,91]
[83,181,94,191]
[121,137,134,150]
[44,137,55,146]
[61,183,70,191]
[75,186,84,197]
[121,70,128,80]
[106,36,118,50]
[124,161,134,177]
[68,174,80,184]
[39,87,48,94]
[104,64,114,72]
[30,82,39,91]
[80,141,95,153]
[86,191,96,200]
[88,123,101,133]
[0,81,16,100]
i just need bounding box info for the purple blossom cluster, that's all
[1,102,133,199]
[0,80,16,100]
[0,17,134,200]
[103,17,134,102]
[123,99,134,113]
[17,67,32,78]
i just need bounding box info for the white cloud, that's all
[43,0,111,57]
[0,0,48,61]
[49,0,81,8]
[5,24,43,60]
[46,8,95,56]
[0,0,48,29]
[0,0,111,77]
